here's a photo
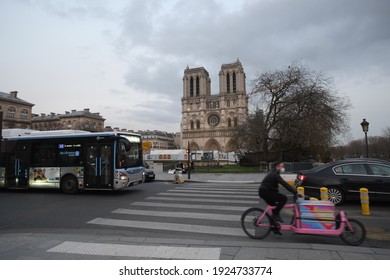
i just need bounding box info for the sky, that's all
[0,0,389,141]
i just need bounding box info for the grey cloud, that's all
[119,0,390,85]
[110,0,390,133]
[13,0,390,135]
[18,0,116,20]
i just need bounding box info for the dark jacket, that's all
[259,170,297,194]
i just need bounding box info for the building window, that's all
[226,73,230,93]
[190,120,194,130]
[190,77,194,97]
[206,100,219,109]
[67,120,72,129]
[196,120,200,129]
[233,72,237,93]
[20,109,28,120]
[208,115,220,126]
[226,100,230,107]
[196,76,200,96]
[228,118,232,127]
[7,107,16,118]
[234,117,238,126]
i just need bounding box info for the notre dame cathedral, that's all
[180,59,248,152]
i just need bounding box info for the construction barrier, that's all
[360,188,370,216]
[173,173,184,184]
[320,187,329,201]
[297,187,305,201]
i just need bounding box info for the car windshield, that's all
[116,135,142,169]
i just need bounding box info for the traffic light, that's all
[186,149,189,154]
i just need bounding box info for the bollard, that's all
[360,188,370,215]
[320,187,329,201]
[297,187,305,201]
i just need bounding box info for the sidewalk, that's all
[1,232,389,260]
[155,172,264,184]
[154,172,298,185]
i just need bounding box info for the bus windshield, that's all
[117,135,142,169]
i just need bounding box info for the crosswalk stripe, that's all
[168,189,257,195]
[47,241,220,260]
[177,186,258,191]
[113,208,241,221]
[131,201,248,211]
[88,218,244,237]
[158,192,255,199]
[146,196,259,204]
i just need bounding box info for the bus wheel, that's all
[61,175,79,194]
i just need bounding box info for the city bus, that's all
[0,129,144,194]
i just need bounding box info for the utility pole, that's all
[187,141,191,180]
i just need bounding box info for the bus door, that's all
[84,143,113,189]
[7,144,30,188]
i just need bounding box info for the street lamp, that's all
[360,119,369,158]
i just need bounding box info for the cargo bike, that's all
[241,188,366,246]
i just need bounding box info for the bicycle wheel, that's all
[340,218,366,246]
[241,208,272,239]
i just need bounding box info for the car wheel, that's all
[327,187,345,205]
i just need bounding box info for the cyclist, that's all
[259,161,298,223]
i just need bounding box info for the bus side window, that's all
[58,147,82,166]
[32,144,57,167]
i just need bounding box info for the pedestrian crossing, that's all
[47,183,261,259]
[48,241,221,260]
[87,183,261,238]
[146,196,259,204]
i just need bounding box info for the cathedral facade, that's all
[180,59,248,152]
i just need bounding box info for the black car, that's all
[297,158,390,205]
[144,169,155,182]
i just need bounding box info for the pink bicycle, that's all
[241,194,366,246]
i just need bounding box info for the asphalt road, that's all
[0,181,389,259]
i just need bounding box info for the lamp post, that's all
[187,141,191,180]
[360,118,369,158]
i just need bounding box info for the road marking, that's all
[146,196,259,204]
[88,218,245,236]
[168,189,257,195]
[48,241,220,260]
[366,227,385,233]
[176,186,258,191]
[158,192,255,199]
[113,208,241,221]
[206,180,257,184]
[131,201,248,211]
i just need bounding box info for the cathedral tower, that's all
[181,59,248,152]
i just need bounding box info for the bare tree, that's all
[383,127,390,138]
[248,62,351,161]
[232,109,264,152]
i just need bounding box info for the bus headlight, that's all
[119,172,128,181]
